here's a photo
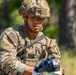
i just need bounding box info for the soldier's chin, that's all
[27,26,40,33]
[31,30,39,33]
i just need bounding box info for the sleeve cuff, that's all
[17,63,27,75]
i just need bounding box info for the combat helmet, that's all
[18,0,50,18]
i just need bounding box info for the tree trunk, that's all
[0,0,7,33]
[59,0,75,49]
[74,0,76,48]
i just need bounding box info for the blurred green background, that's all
[0,0,76,75]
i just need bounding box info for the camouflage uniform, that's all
[0,0,61,75]
[0,25,60,75]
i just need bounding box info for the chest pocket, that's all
[25,48,38,67]
[25,44,46,67]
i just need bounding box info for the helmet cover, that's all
[19,0,50,18]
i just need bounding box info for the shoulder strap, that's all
[17,34,46,56]
[26,34,46,48]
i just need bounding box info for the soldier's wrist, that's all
[26,66,34,73]
[22,66,34,75]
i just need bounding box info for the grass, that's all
[60,48,76,75]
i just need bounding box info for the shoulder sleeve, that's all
[0,27,18,51]
[46,38,61,59]
[0,27,27,75]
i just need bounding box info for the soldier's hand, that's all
[22,66,34,75]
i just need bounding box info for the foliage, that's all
[60,48,76,75]
[0,0,22,28]
[47,0,60,13]
[5,0,22,27]
[43,25,59,40]
[10,10,24,26]
[0,1,2,25]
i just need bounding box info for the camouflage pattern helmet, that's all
[18,0,50,18]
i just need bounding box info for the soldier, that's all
[0,0,63,75]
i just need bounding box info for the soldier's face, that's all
[27,15,44,33]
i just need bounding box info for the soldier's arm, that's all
[0,29,34,75]
[48,39,61,59]
[47,39,63,75]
